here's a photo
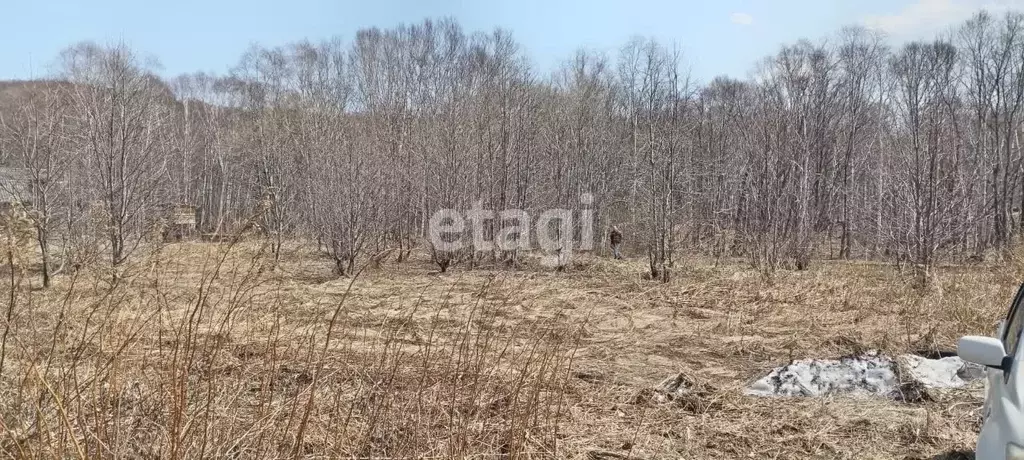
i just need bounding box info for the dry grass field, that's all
[0,240,1015,459]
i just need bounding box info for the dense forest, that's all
[1,11,1023,284]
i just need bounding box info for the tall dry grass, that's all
[0,239,583,459]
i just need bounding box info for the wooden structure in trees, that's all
[162,203,199,241]
[0,167,34,211]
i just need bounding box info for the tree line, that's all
[1,11,1023,285]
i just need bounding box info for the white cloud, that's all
[730,12,754,26]
[863,0,1018,39]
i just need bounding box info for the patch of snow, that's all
[745,351,987,399]
[745,351,897,398]
[899,354,981,389]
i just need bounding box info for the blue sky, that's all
[1,0,1020,84]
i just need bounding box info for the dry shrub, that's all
[0,203,36,271]
[638,371,724,414]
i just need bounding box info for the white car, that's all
[958,283,1024,460]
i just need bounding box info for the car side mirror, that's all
[959,336,1011,370]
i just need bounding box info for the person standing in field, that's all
[609,225,623,260]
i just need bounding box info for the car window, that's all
[1001,283,1024,359]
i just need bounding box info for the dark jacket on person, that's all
[609,228,623,245]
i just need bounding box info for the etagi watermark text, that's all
[429,194,595,267]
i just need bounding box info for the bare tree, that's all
[888,40,973,280]
[59,42,171,274]
[0,80,71,287]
